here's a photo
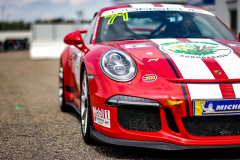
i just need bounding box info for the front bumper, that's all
[87,71,240,148]
[90,126,240,150]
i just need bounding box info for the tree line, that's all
[0,18,91,31]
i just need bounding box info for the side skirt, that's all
[66,101,80,114]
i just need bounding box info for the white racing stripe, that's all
[233,84,240,98]
[151,39,215,79]
[130,4,155,8]
[215,51,240,79]
[189,39,240,79]
[151,38,222,100]
[188,84,223,100]
[168,54,214,79]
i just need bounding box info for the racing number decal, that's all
[104,12,128,25]
[104,14,118,25]
[119,12,129,21]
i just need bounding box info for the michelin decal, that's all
[194,99,240,116]
[92,106,111,128]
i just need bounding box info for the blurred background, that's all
[0,0,239,59]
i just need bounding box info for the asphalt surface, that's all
[1,51,240,159]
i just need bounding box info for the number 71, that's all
[104,12,128,25]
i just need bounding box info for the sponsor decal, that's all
[124,43,150,48]
[148,58,159,62]
[194,99,240,116]
[214,70,222,75]
[104,12,128,25]
[134,48,147,51]
[228,43,240,47]
[92,106,110,128]
[143,74,157,82]
[159,41,232,58]
[146,52,153,55]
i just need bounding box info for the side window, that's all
[84,14,98,44]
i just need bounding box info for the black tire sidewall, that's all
[81,69,93,144]
[59,60,68,112]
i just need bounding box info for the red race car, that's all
[59,4,240,150]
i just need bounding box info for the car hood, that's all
[100,38,240,83]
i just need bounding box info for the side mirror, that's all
[64,32,88,52]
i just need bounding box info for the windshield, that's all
[96,10,238,42]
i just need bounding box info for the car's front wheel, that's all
[80,68,93,144]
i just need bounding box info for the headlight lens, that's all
[100,49,137,82]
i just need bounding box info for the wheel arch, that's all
[80,61,94,127]
[80,61,86,90]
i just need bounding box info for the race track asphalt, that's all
[0,51,240,159]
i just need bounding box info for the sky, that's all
[0,0,113,22]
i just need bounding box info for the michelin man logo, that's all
[201,102,215,112]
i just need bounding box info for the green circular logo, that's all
[160,41,232,58]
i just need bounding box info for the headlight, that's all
[100,49,137,82]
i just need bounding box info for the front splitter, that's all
[90,126,240,150]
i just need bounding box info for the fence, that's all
[30,23,89,60]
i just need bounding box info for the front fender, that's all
[83,45,113,75]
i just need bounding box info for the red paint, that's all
[59,4,240,148]
[202,58,236,99]
[239,32,240,42]
[64,32,89,52]
[153,4,163,7]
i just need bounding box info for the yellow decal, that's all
[118,12,128,21]
[164,99,183,106]
[214,70,222,75]
[104,12,128,25]
[148,58,159,62]
[194,101,205,115]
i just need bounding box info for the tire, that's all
[59,60,69,112]
[80,68,93,144]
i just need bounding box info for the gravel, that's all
[0,51,240,159]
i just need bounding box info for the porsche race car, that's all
[59,4,240,150]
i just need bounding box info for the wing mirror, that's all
[64,31,88,52]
